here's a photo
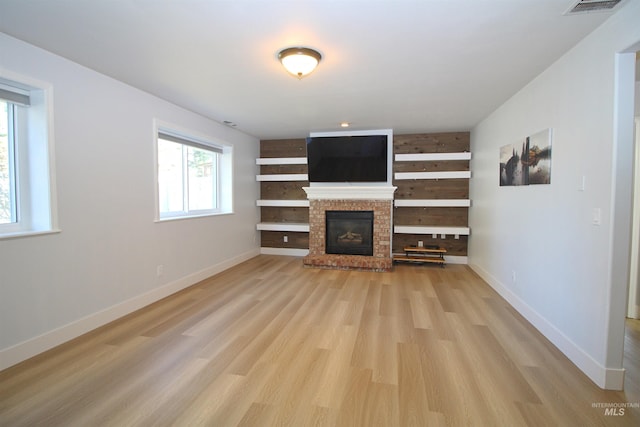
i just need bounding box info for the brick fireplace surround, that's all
[302,186,397,272]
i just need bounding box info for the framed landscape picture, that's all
[500,128,552,186]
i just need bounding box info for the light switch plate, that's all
[592,208,602,226]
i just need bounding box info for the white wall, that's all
[469,1,640,390]
[0,33,260,369]
[630,117,640,319]
[632,76,640,319]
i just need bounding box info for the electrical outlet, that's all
[417,240,423,247]
[283,235,288,243]
[157,265,164,277]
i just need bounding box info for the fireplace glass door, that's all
[325,210,374,256]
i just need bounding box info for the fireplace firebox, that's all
[325,210,374,256]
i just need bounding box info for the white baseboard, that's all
[469,263,624,390]
[0,248,260,372]
[260,247,309,256]
[445,255,468,264]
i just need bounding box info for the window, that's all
[0,76,56,238]
[0,100,16,224]
[156,127,232,220]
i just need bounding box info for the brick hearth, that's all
[302,187,396,272]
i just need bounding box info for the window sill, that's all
[0,228,62,241]
[154,211,234,223]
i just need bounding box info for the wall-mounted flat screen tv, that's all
[306,134,388,183]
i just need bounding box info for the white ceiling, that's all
[0,0,619,140]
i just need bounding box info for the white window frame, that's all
[1,102,18,225]
[0,73,58,240]
[154,120,233,221]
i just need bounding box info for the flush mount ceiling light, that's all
[278,47,322,79]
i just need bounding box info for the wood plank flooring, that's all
[1,255,639,426]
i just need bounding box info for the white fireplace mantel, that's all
[303,186,397,200]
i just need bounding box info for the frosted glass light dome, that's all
[278,47,322,79]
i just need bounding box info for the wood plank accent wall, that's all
[259,139,309,249]
[260,207,309,223]
[393,133,470,256]
[259,132,470,256]
[394,132,469,153]
[394,180,469,200]
[260,139,307,158]
[260,182,308,200]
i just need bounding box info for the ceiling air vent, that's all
[565,0,623,14]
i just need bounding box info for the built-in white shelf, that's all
[394,171,471,180]
[256,222,310,232]
[394,225,470,236]
[256,174,308,182]
[257,199,310,207]
[256,157,307,165]
[394,199,471,208]
[395,152,471,162]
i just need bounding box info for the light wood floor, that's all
[1,255,639,426]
